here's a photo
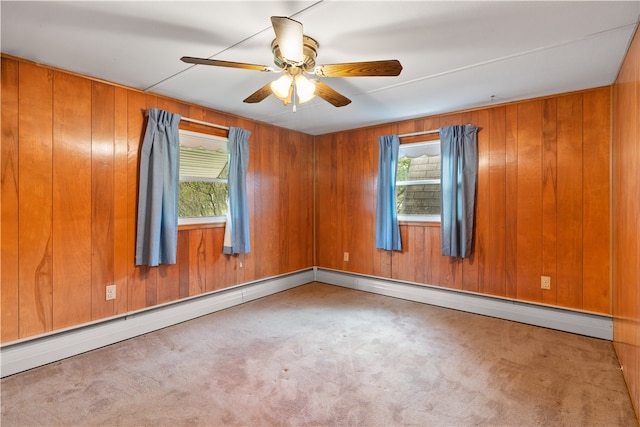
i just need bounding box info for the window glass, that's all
[178,129,229,225]
[396,141,441,222]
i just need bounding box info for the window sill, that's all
[399,221,440,227]
[398,214,440,226]
[178,222,226,231]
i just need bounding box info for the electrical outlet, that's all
[343,252,349,262]
[541,276,551,290]
[106,284,116,301]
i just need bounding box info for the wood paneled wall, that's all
[1,56,314,343]
[612,26,640,419]
[316,87,611,314]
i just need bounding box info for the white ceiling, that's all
[2,1,638,135]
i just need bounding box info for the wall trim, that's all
[1,269,314,378]
[315,268,613,341]
[2,267,613,378]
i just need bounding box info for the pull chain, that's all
[292,85,298,113]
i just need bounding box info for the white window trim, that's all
[398,214,441,222]
[180,176,227,184]
[179,216,227,226]
[397,139,441,223]
[396,179,440,186]
[179,129,228,146]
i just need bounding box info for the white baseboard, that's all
[1,269,314,378]
[1,267,612,378]
[315,268,613,341]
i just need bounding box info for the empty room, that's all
[1,1,639,425]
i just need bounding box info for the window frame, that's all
[396,139,441,223]
[177,129,229,226]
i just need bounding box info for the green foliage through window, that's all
[179,181,228,218]
[397,157,411,182]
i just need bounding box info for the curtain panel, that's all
[135,108,182,267]
[375,134,402,251]
[223,127,251,255]
[439,124,479,258]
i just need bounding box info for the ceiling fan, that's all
[181,16,403,110]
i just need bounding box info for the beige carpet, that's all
[1,282,637,426]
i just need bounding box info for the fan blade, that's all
[315,60,403,77]
[181,56,273,72]
[243,83,273,104]
[311,79,351,107]
[271,16,304,64]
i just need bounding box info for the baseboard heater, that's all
[1,267,612,378]
[315,268,612,342]
[1,269,314,378]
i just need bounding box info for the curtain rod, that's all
[398,129,439,138]
[144,110,230,131]
[180,116,230,131]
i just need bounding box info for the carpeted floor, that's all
[1,282,637,426]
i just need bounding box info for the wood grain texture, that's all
[205,227,236,292]
[515,101,543,303]
[612,26,640,420]
[541,98,558,306]
[278,129,292,274]
[504,105,519,300]
[274,128,315,273]
[556,94,584,309]
[188,229,206,296]
[341,129,365,274]
[52,71,93,329]
[17,62,54,337]
[486,106,507,296]
[113,87,129,315]
[91,81,116,320]
[177,231,190,299]
[582,88,611,313]
[1,58,20,341]
[157,262,180,304]
[2,56,314,344]
[394,225,426,283]
[315,133,339,270]
[251,124,279,279]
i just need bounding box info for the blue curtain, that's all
[223,127,251,254]
[375,134,402,251]
[440,124,479,258]
[135,108,182,266]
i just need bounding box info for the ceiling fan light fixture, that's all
[270,74,293,101]
[185,16,401,109]
[295,75,316,104]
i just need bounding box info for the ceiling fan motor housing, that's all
[271,35,319,71]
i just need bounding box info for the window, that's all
[396,140,441,222]
[178,129,229,225]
